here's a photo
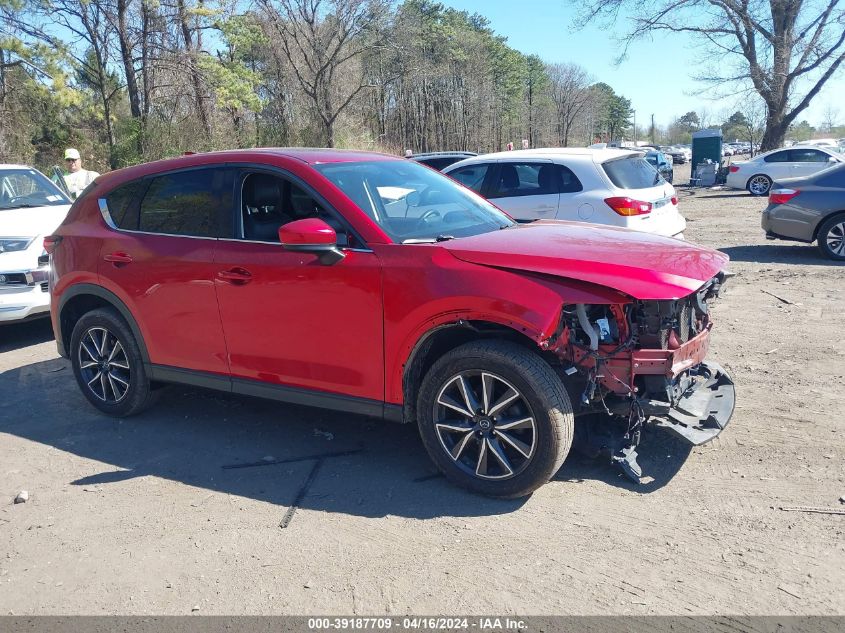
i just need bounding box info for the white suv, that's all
[0,165,72,323]
[443,148,685,238]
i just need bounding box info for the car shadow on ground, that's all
[0,317,53,353]
[720,244,842,265]
[1,358,692,521]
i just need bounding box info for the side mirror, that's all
[279,218,345,265]
[829,156,838,162]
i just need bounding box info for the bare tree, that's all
[546,62,590,146]
[257,0,387,147]
[576,0,845,151]
[821,102,839,133]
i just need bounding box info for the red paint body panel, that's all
[213,241,384,399]
[377,244,632,405]
[97,232,229,374]
[442,220,729,300]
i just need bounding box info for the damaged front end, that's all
[545,271,736,482]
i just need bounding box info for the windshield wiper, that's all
[0,203,41,210]
[402,234,455,244]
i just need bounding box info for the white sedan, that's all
[726,145,843,195]
[443,148,686,238]
[0,165,72,323]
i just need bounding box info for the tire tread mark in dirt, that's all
[280,457,324,529]
[222,448,362,470]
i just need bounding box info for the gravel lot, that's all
[1,171,843,616]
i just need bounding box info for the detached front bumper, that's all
[643,362,735,445]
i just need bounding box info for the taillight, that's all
[671,196,678,206]
[769,189,799,205]
[604,197,652,216]
[43,235,62,254]
[729,165,740,173]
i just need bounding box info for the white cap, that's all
[64,148,80,160]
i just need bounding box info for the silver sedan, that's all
[762,163,845,260]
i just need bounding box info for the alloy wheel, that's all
[826,221,845,256]
[77,326,131,403]
[432,371,537,480]
[748,175,771,195]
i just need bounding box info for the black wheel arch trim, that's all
[57,283,150,364]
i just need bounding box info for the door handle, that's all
[217,267,252,285]
[103,252,132,265]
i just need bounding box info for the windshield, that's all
[603,156,664,189]
[314,160,514,243]
[0,169,70,210]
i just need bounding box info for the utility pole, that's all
[650,113,656,145]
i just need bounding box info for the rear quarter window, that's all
[602,157,661,189]
[105,180,145,230]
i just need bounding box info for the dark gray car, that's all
[762,163,845,260]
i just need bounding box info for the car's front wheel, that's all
[417,340,573,498]
[70,308,157,416]
[817,214,845,260]
[747,174,772,196]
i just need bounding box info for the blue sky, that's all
[441,0,844,129]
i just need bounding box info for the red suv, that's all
[48,149,735,497]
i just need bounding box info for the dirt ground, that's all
[1,171,843,616]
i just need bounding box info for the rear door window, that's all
[139,168,227,237]
[602,157,661,189]
[448,164,490,193]
[557,164,583,193]
[490,162,561,198]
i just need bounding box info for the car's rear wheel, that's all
[70,308,156,416]
[817,215,845,260]
[747,174,772,196]
[417,340,573,498]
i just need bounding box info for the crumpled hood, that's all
[0,204,71,239]
[442,221,729,300]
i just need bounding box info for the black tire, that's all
[416,340,574,498]
[70,307,157,417]
[816,214,845,260]
[746,174,772,196]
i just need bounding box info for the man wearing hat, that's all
[62,149,99,199]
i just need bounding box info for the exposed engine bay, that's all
[547,271,735,482]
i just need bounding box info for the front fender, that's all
[379,245,631,405]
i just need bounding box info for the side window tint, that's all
[790,149,828,162]
[764,151,790,163]
[106,180,145,230]
[139,169,223,237]
[449,164,489,192]
[241,173,351,247]
[491,162,559,198]
[556,164,583,193]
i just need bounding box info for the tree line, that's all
[1,0,639,172]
